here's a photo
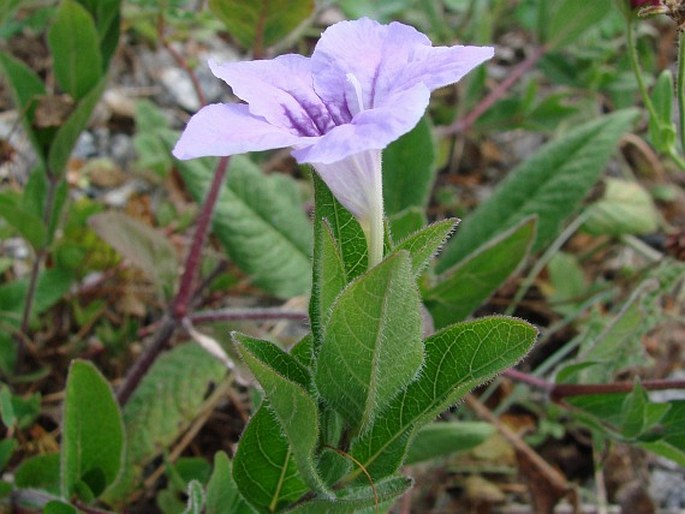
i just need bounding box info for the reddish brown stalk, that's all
[503,369,685,402]
[117,17,229,405]
[436,45,548,137]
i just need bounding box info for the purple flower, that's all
[173,18,493,265]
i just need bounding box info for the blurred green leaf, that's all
[392,219,456,276]
[14,453,61,495]
[0,268,73,327]
[75,0,121,67]
[206,452,255,514]
[438,110,637,271]
[0,386,40,430]
[548,0,612,49]
[0,438,15,472]
[648,69,676,153]
[315,252,423,432]
[44,501,78,514]
[61,360,124,500]
[89,211,178,299]
[0,51,50,161]
[208,0,313,50]
[427,217,536,328]
[640,401,685,467]
[546,251,587,316]
[48,77,107,176]
[383,117,436,216]
[388,207,426,242]
[0,192,47,249]
[175,154,312,299]
[350,317,537,481]
[583,179,659,236]
[405,421,494,465]
[47,0,102,100]
[105,344,227,503]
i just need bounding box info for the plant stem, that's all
[436,44,547,137]
[18,174,60,366]
[172,157,229,319]
[678,29,685,154]
[368,158,385,268]
[117,157,230,406]
[190,307,308,324]
[626,15,663,138]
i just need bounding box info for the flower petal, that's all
[312,149,382,221]
[389,44,495,96]
[208,55,339,136]
[172,103,310,160]
[311,17,430,111]
[292,83,430,164]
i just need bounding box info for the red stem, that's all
[437,45,548,137]
[503,369,685,402]
[172,157,229,319]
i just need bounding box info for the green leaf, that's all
[438,110,637,271]
[547,0,612,49]
[0,192,46,250]
[405,421,495,465]
[0,438,15,472]
[383,117,436,216]
[312,221,348,331]
[233,405,308,513]
[621,382,651,440]
[640,401,685,467]
[388,207,426,242]
[427,217,536,327]
[392,219,456,276]
[74,0,121,67]
[44,501,78,514]
[583,179,659,236]
[47,0,102,100]
[61,360,124,500]
[0,51,49,161]
[47,0,101,100]
[234,334,329,496]
[105,344,227,503]
[208,0,313,50]
[206,452,255,514]
[310,173,367,350]
[89,211,178,299]
[0,268,73,328]
[182,480,205,514]
[14,453,61,495]
[648,69,676,153]
[175,154,312,299]
[349,317,537,481]
[48,77,107,176]
[286,476,412,514]
[546,251,587,315]
[315,251,423,431]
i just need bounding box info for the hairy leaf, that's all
[233,405,308,513]
[234,334,329,496]
[206,452,255,514]
[349,317,537,481]
[315,251,423,431]
[61,360,124,500]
